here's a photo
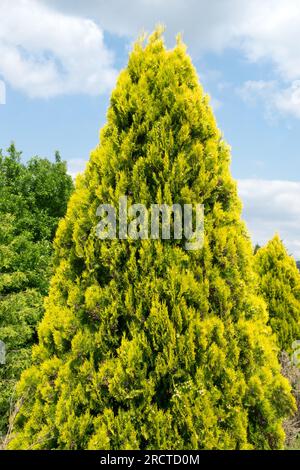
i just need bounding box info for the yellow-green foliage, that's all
[9,31,295,450]
[255,235,300,353]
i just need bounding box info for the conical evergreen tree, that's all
[255,235,300,354]
[9,31,294,450]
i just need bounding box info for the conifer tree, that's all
[9,31,295,450]
[255,235,300,353]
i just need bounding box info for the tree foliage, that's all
[255,235,300,353]
[8,32,295,450]
[0,144,73,439]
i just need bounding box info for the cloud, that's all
[42,0,300,71]
[238,80,276,103]
[238,1,300,81]
[40,0,300,119]
[41,0,256,52]
[238,79,300,119]
[3,0,300,104]
[0,0,117,98]
[274,81,300,118]
[238,179,300,258]
[67,158,88,179]
[0,80,6,105]
[237,80,277,120]
[209,96,222,111]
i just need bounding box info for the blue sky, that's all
[1,0,300,257]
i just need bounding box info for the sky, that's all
[0,0,300,257]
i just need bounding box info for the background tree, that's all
[255,235,300,354]
[8,31,295,450]
[255,235,300,450]
[0,144,73,440]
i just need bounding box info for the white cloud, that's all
[41,0,257,52]
[0,80,6,104]
[238,79,300,119]
[238,81,276,104]
[237,80,276,120]
[274,81,300,118]
[238,179,300,258]
[3,0,300,105]
[42,0,300,72]
[238,1,300,81]
[208,96,222,111]
[38,1,300,117]
[0,0,117,98]
[67,158,88,179]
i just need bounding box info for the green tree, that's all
[0,145,74,241]
[255,235,300,353]
[0,144,73,440]
[9,31,294,450]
